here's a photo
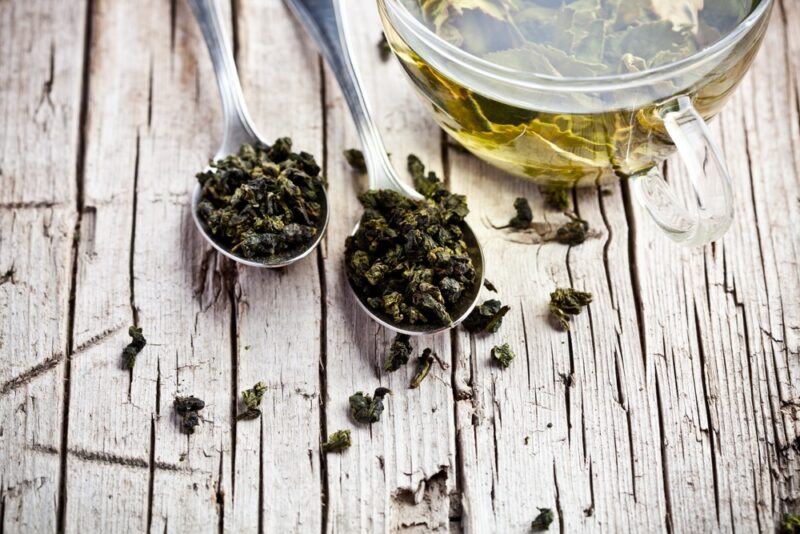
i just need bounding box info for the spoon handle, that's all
[285,0,421,198]
[189,0,259,156]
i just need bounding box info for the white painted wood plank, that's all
[625,4,800,530]
[0,0,87,531]
[230,1,324,531]
[64,0,234,532]
[319,2,456,531]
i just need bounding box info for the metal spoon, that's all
[285,0,485,335]
[188,0,329,268]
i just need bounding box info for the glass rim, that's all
[381,0,774,92]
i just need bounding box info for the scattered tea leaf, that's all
[237,381,267,420]
[491,343,515,368]
[541,185,570,211]
[349,387,392,424]
[322,429,352,453]
[509,197,533,229]
[410,348,435,389]
[463,299,510,333]
[384,334,413,372]
[554,213,589,246]
[781,514,800,534]
[378,34,392,61]
[531,508,554,531]
[344,148,367,174]
[195,140,324,263]
[549,288,593,331]
[483,279,498,293]
[122,326,147,369]
[174,396,205,435]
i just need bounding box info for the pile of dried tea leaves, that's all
[196,139,325,263]
[344,156,476,328]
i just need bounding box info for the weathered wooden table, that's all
[2,0,799,532]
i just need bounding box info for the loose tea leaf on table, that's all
[344,148,367,174]
[237,381,267,420]
[491,343,515,368]
[781,513,800,534]
[378,34,391,61]
[174,396,205,435]
[541,185,570,212]
[409,348,435,389]
[531,508,554,531]
[122,326,147,369]
[483,279,498,293]
[509,197,533,229]
[344,155,477,328]
[554,213,589,246]
[349,387,392,424]
[463,299,510,333]
[322,429,352,453]
[384,333,413,372]
[195,140,325,263]
[549,288,593,331]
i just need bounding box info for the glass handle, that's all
[631,96,734,245]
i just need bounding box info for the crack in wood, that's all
[56,1,95,530]
[693,304,721,524]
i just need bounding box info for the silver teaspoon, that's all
[188,0,329,268]
[285,0,485,335]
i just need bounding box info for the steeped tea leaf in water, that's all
[390,0,757,185]
[402,0,752,75]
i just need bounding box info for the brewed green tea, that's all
[385,0,762,185]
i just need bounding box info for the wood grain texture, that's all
[0,0,87,532]
[320,4,456,532]
[0,0,798,532]
[64,0,233,532]
[231,1,324,531]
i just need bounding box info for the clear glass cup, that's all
[376,0,775,245]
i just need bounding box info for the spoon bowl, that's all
[287,0,485,335]
[191,178,329,269]
[189,0,328,268]
[346,219,485,336]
